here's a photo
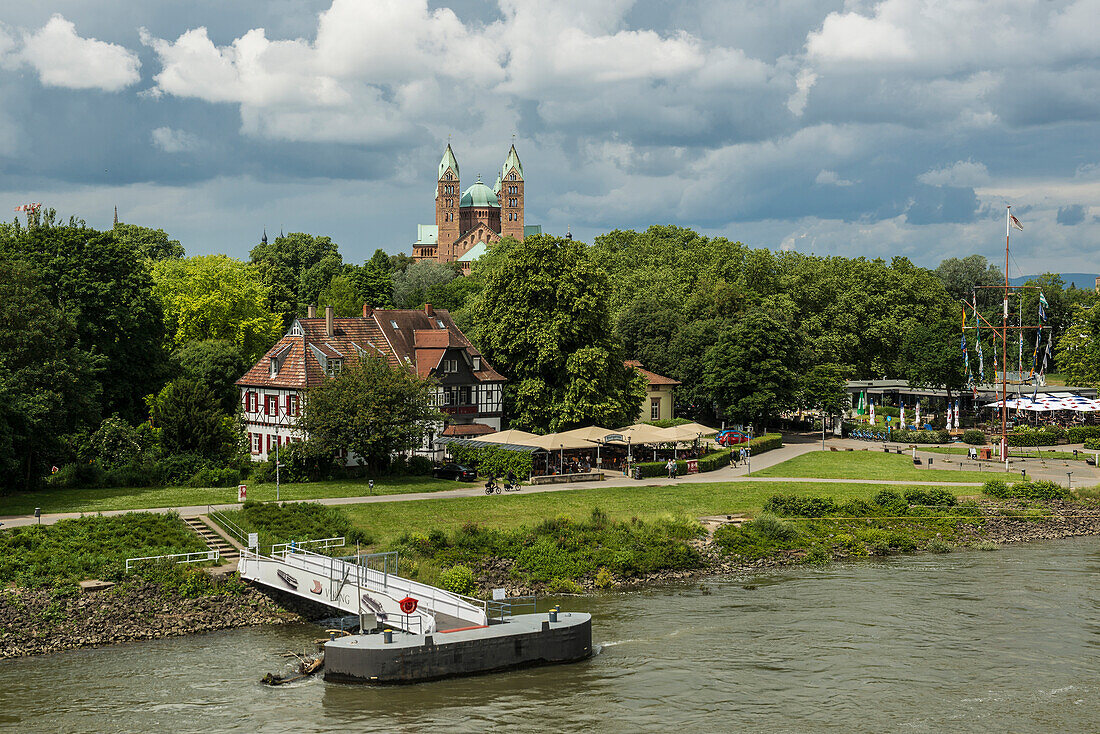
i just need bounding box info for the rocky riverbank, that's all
[0,579,329,659]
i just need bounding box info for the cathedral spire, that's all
[113,205,118,227]
[262,227,268,244]
[439,143,459,180]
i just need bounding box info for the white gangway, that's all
[238,546,488,634]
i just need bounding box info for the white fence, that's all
[125,550,220,572]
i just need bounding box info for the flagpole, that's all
[1002,205,1011,467]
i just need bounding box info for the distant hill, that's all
[1009,273,1099,290]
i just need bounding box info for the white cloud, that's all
[815,169,854,186]
[806,9,912,62]
[918,159,990,187]
[20,15,140,91]
[787,68,816,116]
[151,126,202,153]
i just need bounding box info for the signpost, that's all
[238,484,247,502]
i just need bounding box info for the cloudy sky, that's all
[1,0,1097,273]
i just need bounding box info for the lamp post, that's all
[560,444,564,475]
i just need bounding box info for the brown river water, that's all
[1,535,1097,733]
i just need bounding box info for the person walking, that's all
[666,458,675,478]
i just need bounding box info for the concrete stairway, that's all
[182,515,242,567]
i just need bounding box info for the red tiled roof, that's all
[237,308,505,389]
[442,423,497,437]
[625,360,681,387]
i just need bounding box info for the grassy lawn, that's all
[750,450,998,482]
[340,479,979,549]
[0,476,465,516]
[922,446,1094,462]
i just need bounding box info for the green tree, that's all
[897,316,967,400]
[0,219,167,423]
[149,378,237,462]
[797,363,850,416]
[151,254,284,364]
[249,232,342,322]
[1057,293,1100,386]
[392,261,458,308]
[0,260,102,488]
[112,222,184,260]
[318,273,365,317]
[934,254,1003,310]
[170,339,250,415]
[345,260,395,308]
[298,354,440,470]
[468,235,644,431]
[703,299,807,426]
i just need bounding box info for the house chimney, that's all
[325,305,334,336]
[363,303,373,318]
[308,304,316,318]
[425,302,434,317]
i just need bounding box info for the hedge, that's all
[446,444,534,478]
[1085,438,1100,451]
[1067,426,1100,443]
[962,429,987,446]
[889,428,951,444]
[982,478,1072,501]
[1006,427,1065,447]
[633,434,783,479]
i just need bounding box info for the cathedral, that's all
[411,144,541,272]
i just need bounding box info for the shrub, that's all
[749,433,783,455]
[983,478,1071,501]
[186,467,241,488]
[927,539,952,553]
[962,429,987,446]
[763,494,839,517]
[1084,439,1100,451]
[903,487,957,507]
[1067,426,1100,443]
[1006,427,1065,447]
[546,577,583,594]
[890,428,951,444]
[45,462,105,489]
[871,489,906,511]
[406,455,433,475]
[594,567,614,589]
[439,564,477,595]
[448,444,534,478]
[749,513,799,541]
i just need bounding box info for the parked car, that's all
[432,463,477,481]
[715,429,749,447]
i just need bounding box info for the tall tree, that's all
[934,254,1003,310]
[149,378,237,462]
[249,232,342,322]
[0,260,102,488]
[0,219,167,423]
[1057,293,1100,386]
[170,339,250,415]
[896,316,966,400]
[151,254,284,364]
[112,222,184,260]
[468,235,644,431]
[392,261,458,308]
[298,354,439,470]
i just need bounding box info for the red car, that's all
[715,429,749,447]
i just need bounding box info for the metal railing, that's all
[271,536,346,555]
[125,550,220,572]
[205,505,248,545]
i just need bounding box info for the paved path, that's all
[1,434,1092,530]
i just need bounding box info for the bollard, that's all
[383,629,393,644]
[549,609,558,623]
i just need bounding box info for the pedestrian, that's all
[666,458,675,478]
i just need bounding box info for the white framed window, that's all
[326,358,343,378]
[472,356,481,371]
[251,433,261,454]
[436,319,445,328]
[443,359,458,373]
[287,395,299,417]
[651,398,661,421]
[289,323,303,336]
[247,392,258,413]
[270,358,279,377]
[390,320,399,329]
[267,395,279,416]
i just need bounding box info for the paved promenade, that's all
[2,433,1095,529]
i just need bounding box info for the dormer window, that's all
[289,322,303,336]
[326,358,343,378]
[436,319,445,329]
[270,357,280,377]
[472,356,481,371]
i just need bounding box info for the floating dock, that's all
[324,611,592,684]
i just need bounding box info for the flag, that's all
[1038,292,1048,322]
[869,399,875,425]
[946,403,952,430]
[1041,335,1052,373]
[1010,213,1024,231]
[916,401,922,427]
[954,400,960,430]
[900,401,906,428]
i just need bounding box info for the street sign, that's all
[492,588,506,601]
[604,433,624,443]
[238,484,247,502]
[248,533,259,549]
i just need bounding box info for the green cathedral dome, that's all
[459,177,500,208]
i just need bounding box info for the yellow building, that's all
[626,360,680,422]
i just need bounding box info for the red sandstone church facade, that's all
[411,144,541,271]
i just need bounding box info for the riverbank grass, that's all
[751,450,995,482]
[0,475,462,516]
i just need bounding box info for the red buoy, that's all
[399,596,418,615]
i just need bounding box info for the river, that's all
[1,536,1097,733]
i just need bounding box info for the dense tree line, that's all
[0,209,1093,491]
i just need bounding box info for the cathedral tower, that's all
[436,144,460,256]
[499,144,525,241]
